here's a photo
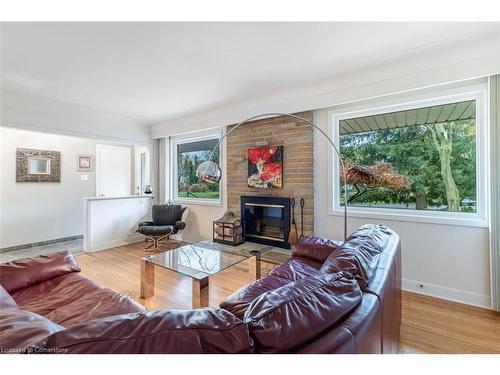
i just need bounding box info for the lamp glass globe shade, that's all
[196,160,221,184]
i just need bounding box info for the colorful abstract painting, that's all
[247,145,283,188]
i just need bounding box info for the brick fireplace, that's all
[226,111,314,247]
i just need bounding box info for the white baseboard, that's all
[86,235,144,252]
[403,278,491,309]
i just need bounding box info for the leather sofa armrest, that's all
[292,236,341,262]
[0,251,81,294]
[175,221,186,231]
[243,272,361,353]
[138,221,154,227]
[33,308,253,354]
[1,308,64,352]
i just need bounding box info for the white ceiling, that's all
[1,22,498,124]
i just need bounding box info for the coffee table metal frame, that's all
[140,244,265,308]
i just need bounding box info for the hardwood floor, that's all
[76,241,275,310]
[76,242,500,354]
[399,291,500,353]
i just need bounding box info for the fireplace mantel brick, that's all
[226,111,314,236]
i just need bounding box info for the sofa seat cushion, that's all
[220,275,291,319]
[34,308,253,354]
[0,251,80,294]
[12,273,144,327]
[292,236,342,262]
[244,272,362,353]
[320,224,393,288]
[268,257,321,282]
[220,257,324,320]
[0,308,64,352]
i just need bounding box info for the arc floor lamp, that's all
[196,113,349,242]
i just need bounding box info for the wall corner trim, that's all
[489,74,500,311]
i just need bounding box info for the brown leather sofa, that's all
[221,223,402,353]
[0,224,401,354]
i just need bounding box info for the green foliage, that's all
[340,119,476,212]
[177,146,220,198]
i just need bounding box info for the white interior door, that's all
[134,145,151,195]
[96,144,132,197]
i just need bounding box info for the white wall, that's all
[0,84,155,249]
[0,127,98,248]
[83,196,152,252]
[0,127,153,249]
[313,107,491,308]
[175,204,227,243]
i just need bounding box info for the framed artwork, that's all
[247,145,283,188]
[77,154,93,171]
[16,148,61,182]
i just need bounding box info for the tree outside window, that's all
[176,138,220,200]
[339,100,476,213]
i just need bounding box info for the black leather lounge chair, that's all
[137,204,187,251]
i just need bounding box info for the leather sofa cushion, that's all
[220,275,291,319]
[12,272,144,327]
[0,251,81,294]
[268,257,321,282]
[34,308,253,354]
[0,308,64,352]
[292,235,342,262]
[320,224,393,288]
[244,272,362,353]
[1,285,17,309]
[220,257,324,320]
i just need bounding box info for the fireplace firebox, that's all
[241,196,291,249]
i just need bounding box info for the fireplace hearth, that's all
[241,196,291,249]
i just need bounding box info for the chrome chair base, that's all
[144,235,169,252]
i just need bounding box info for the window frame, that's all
[169,128,223,207]
[329,83,489,228]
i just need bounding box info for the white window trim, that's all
[328,83,489,228]
[168,128,223,207]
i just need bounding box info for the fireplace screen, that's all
[241,196,291,249]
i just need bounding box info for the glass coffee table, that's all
[140,243,272,308]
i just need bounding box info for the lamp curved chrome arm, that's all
[196,112,349,241]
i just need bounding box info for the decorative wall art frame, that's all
[16,148,61,183]
[77,154,94,171]
[247,145,283,188]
